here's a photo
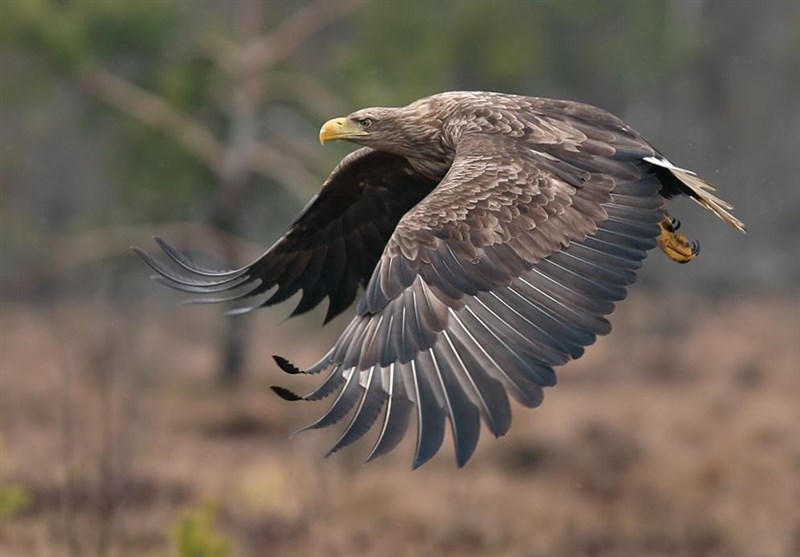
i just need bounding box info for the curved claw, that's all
[664,215,681,233]
[658,218,699,264]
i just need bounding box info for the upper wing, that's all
[517,96,745,231]
[279,133,665,468]
[135,148,438,323]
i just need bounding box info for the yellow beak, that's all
[319,117,369,144]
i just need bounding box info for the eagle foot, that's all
[659,215,700,264]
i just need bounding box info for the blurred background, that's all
[1,1,798,556]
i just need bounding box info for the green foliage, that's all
[153,500,232,557]
[110,119,217,224]
[0,483,31,519]
[336,0,685,107]
[2,0,216,226]
[2,0,85,71]
[0,441,31,520]
[1,0,178,72]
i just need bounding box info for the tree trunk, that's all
[213,0,264,386]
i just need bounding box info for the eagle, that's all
[136,91,745,468]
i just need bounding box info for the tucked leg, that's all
[658,214,700,264]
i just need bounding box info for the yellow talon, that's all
[658,215,700,264]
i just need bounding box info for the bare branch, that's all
[78,65,316,202]
[262,72,350,118]
[249,143,319,202]
[263,127,327,173]
[72,2,355,209]
[79,66,225,174]
[225,0,365,75]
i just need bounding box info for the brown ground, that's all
[1,291,799,557]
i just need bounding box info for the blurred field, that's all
[1,291,798,557]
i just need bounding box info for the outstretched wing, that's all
[135,148,438,323]
[279,132,665,468]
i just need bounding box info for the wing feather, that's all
[447,306,546,408]
[296,367,361,432]
[136,149,437,322]
[410,359,446,469]
[427,345,482,467]
[440,329,512,438]
[365,363,414,462]
[325,365,386,456]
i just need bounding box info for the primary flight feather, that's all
[136,91,745,468]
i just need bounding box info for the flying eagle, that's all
[136,92,745,468]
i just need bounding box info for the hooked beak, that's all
[319,117,369,145]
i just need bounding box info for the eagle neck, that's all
[405,152,452,183]
[393,125,454,182]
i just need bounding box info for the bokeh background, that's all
[1,1,799,556]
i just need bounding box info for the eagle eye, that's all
[358,118,372,128]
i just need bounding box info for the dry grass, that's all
[1,292,799,557]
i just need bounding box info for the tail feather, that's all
[644,156,747,232]
[670,169,746,232]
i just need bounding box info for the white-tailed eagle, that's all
[136,92,745,468]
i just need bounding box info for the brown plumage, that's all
[136,91,745,468]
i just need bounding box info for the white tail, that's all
[644,156,746,232]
